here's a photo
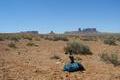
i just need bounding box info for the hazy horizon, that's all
[0,0,120,33]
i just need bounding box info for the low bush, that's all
[0,37,4,41]
[26,42,38,46]
[100,53,120,66]
[44,35,68,41]
[117,37,120,42]
[64,41,92,55]
[53,36,68,41]
[10,36,21,42]
[104,39,116,45]
[22,34,33,40]
[81,36,97,41]
[8,42,16,48]
[0,34,22,41]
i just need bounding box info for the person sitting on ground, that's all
[64,50,85,72]
[69,50,75,63]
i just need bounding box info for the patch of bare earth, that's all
[0,39,120,80]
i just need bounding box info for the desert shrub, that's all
[8,42,16,48]
[50,54,61,60]
[26,42,38,46]
[22,34,33,40]
[0,34,8,41]
[64,41,92,55]
[100,53,120,66]
[0,34,23,41]
[0,36,4,41]
[81,36,97,41]
[9,36,21,42]
[5,48,10,51]
[117,37,120,42]
[44,36,53,41]
[34,37,41,41]
[104,39,116,45]
[53,36,68,41]
[44,35,68,41]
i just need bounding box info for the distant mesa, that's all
[65,28,98,34]
[82,28,97,33]
[20,31,39,34]
[49,31,55,35]
[16,28,98,35]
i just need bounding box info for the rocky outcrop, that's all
[49,31,55,35]
[82,28,97,33]
[64,28,98,34]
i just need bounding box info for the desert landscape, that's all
[0,0,120,80]
[0,32,120,80]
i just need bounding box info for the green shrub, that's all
[8,42,16,48]
[53,36,68,41]
[10,36,20,42]
[0,34,22,41]
[100,53,120,66]
[22,34,33,40]
[26,42,38,46]
[0,37,4,41]
[44,35,68,41]
[104,39,116,45]
[64,41,92,55]
[117,37,120,42]
[81,36,97,41]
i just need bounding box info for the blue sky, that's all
[0,0,120,33]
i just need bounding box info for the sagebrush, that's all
[104,39,116,45]
[8,42,16,48]
[100,53,120,66]
[64,41,92,55]
[26,42,38,46]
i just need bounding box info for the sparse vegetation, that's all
[0,33,120,80]
[104,39,117,45]
[22,34,33,40]
[81,36,97,41]
[8,42,17,48]
[100,53,120,66]
[44,35,68,41]
[0,36,4,41]
[9,36,20,42]
[53,36,68,41]
[26,42,38,46]
[34,37,41,41]
[117,37,120,42]
[0,34,21,41]
[0,33,31,41]
[5,48,10,51]
[64,41,92,55]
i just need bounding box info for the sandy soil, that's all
[0,39,120,80]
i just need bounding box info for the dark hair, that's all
[69,55,74,63]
